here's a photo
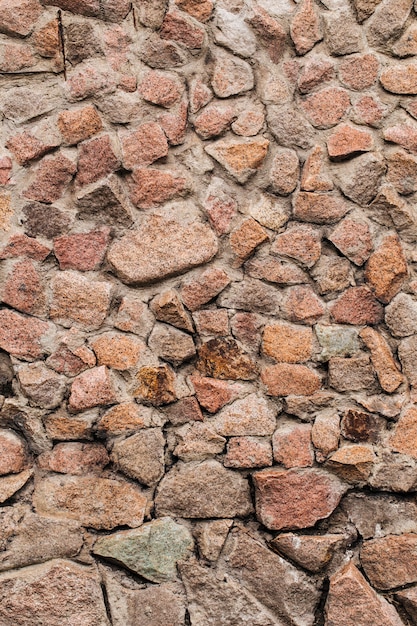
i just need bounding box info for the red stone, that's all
[160,10,205,49]
[189,78,212,113]
[0,0,42,37]
[194,104,235,139]
[204,183,237,236]
[330,286,384,325]
[121,123,168,169]
[175,0,213,22]
[300,145,333,192]
[159,100,188,145]
[339,54,379,91]
[230,312,264,351]
[65,63,115,102]
[327,124,373,159]
[273,423,314,468]
[283,286,325,324]
[0,430,27,475]
[129,168,188,208]
[2,259,46,317]
[224,437,273,468]
[193,309,229,336]
[293,192,349,224]
[57,106,102,145]
[262,364,321,397]
[0,234,50,261]
[0,309,52,361]
[69,365,118,412]
[354,95,386,127]
[38,442,109,475]
[302,88,350,129]
[181,267,230,311]
[253,467,345,530]
[139,70,183,108]
[272,224,321,267]
[33,19,59,57]
[54,228,110,271]
[0,156,12,185]
[23,153,76,203]
[384,124,417,153]
[232,109,265,137]
[290,0,323,56]
[365,234,408,303]
[77,135,120,186]
[6,131,54,166]
[230,218,268,267]
[328,218,373,266]
[298,56,334,93]
[190,375,241,413]
[163,396,203,425]
[246,5,286,63]
[0,42,36,73]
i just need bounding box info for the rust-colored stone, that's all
[262,364,321,396]
[365,234,408,303]
[134,365,177,406]
[197,338,258,380]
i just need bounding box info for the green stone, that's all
[315,324,360,362]
[93,517,193,582]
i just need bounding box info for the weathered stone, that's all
[301,145,334,191]
[267,105,315,149]
[341,409,380,443]
[114,296,154,336]
[37,442,108,475]
[247,194,290,231]
[342,492,417,539]
[262,364,321,397]
[360,327,403,393]
[325,562,403,626]
[396,587,417,623]
[254,467,346,530]
[365,234,408,303]
[269,148,299,195]
[328,218,373,266]
[270,533,347,573]
[181,267,230,311]
[352,0,383,22]
[108,215,217,285]
[327,124,373,160]
[193,519,232,560]
[385,293,417,337]
[76,175,133,226]
[330,287,384,325]
[293,192,349,224]
[387,150,417,195]
[193,309,229,336]
[121,123,168,169]
[194,104,235,139]
[390,407,417,458]
[174,421,225,461]
[2,259,46,317]
[302,88,350,130]
[225,437,272,469]
[179,558,278,626]
[51,271,112,331]
[141,33,188,69]
[134,365,177,406]
[54,228,110,272]
[354,94,387,127]
[0,309,52,361]
[230,218,268,266]
[23,153,76,204]
[148,323,195,365]
[232,108,265,137]
[76,135,120,186]
[323,9,362,55]
[190,375,241,413]
[175,0,212,21]
[311,255,353,294]
[0,0,41,37]
[111,428,164,486]
[334,152,385,205]
[205,137,269,183]
[339,54,379,91]
[312,412,340,462]
[263,323,313,363]
[214,7,256,57]
[34,475,147,530]
[69,366,118,412]
[218,278,281,314]
[360,534,417,590]
[298,56,335,94]
[273,422,314,468]
[392,23,417,56]
[0,469,33,504]
[328,354,377,392]
[283,285,325,324]
[163,396,203,425]
[140,70,183,108]
[290,0,323,55]
[150,289,193,332]
[94,517,193,582]
[0,559,109,626]
[63,22,103,66]
[0,429,27,476]
[17,363,66,410]
[369,449,417,492]
[90,333,144,371]
[367,0,413,49]
[212,393,276,436]
[384,123,417,153]
[327,445,376,483]
[0,234,50,262]
[246,256,308,285]
[197,338,258,380]
[160,10,205,48]
[6,131,56,167]
[211,49,254,98]
[272,224,321,267]
[96,403,151,436]
[58,106,102,145]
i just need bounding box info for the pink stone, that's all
[69,366,118,412]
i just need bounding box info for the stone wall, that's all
[0,0,417,623]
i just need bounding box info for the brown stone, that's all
[365,234,408,303]
[301,145,334,191]
[396,587,417,622]
[128,168,188,208]
[341,409,379,443]
[392,23,417,56]
[190,375,241,413]
[0,0,41,37]
[352,0,383,22]
[175,0,213,21]
[6,131,56,166]
[253,467,346,530]
[50,271,112,331]
[293,192,349,224]
[328,354,377,392]
[325,562,404,626]
[53,228,110,271]
[140,34,188,70]
[283,285,325,324]
[43,410,95,442]
[384,123,417,153]
[96,402,151,436]
[23,153,76,204]
[290,0,323,55]
[163,396,203,425]
[174,422,226,461]
[197,338,258,380]
[327,445,376,483]
[205,137,269,183]
[2,259,46,317]
[139,70,183,107]
[311,255,353,295]
[339,54,379,91]
[247,5,287,63]
[0,429,27,475]
[34,475,147,529]
[273,422,314,468]
[323,9,362,56]
[302,88,350,129]
[330,287,384,325]
[225,437,272,468]
[0,234,50,261]
[327,124,373,159]
[192,519,232,561]
[69,366,118,412]
[361,534,417,590]
[246,256,308,286]
[334,152,385,206]
[121,123,168,169]
[380,64,417,95]
[111,428,165,486]
[0,309,52,361]
[108,215,217,285]
[399,335,417,388]
[181,267,230,311]
[33,19,60,57]
[387,150,417,195]
[90,332,144,370]
[390,407,417,458]
[263,323,313,363]
[312,412,340,462]
[134,365,177,406]
[17,363,66,410]
[150,289,193,332]
[360,327,403,393]
[58,106,102,145]
[270,533,346,573]
[212,393,276,437]
[155,459,253,518]
[232,108,265,137]
[160,10,205,49]
[76,135,120,186]
[148,323,196,366]
[267,104,315,150]
[38,442,109,475]
[193,309,229,336]
[328,218,373,266]
[230,218,268,266]
[159,99,188,145]
[75,175,133,226]
[272,224,321,267]
[262,364,321,396]
[298,56,334,93]
[114,297,154,336]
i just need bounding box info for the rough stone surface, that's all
[111,428,165,486]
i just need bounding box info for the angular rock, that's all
[0,309,52,361]
[0,0,41,37]
[0,469,33,504]
[323,9,362,55]
[76,175,133,226]
[269,148,299,195]
[312,412,340,462]
[23,153,76,204]
[34,475,147,530]
[361,534,417,590]
[282,285,325,324]
[225,437,273,469]
[2,259,46,317]
[327,124,373,159]
[293,192,349,224]
[58,106,102,145]
[214,7,256,58]
[107,215,218,285]
[325,562,403,626]
[262,364,321,397]
[267,105,315,149]
[190,376,241,413]
[385,293,417,337]
[365,234,408,303]
[76,135,120,186]
[0,429,27,476]
[114,297,154,337]
[217,278,281,314]
[327,445,376,484]
[205,137,269,184]
[111,428,165,486]
[18,363,66,410]
[134,365,177,406]
[197,338,258,380]
[302,88,350,129]
[290,0,323,55]
[121,123,168,169]
[211,49,254,98]
[330,287,383,325]
[148,323,195,366]
[359,327,403,393]
[193,309,229,336]
[141,33,188,69]
[0,234,50,262]
[263,323,313,363]
[163,396,203,425]
[194,104,235,140]
[213,393,276,436]
[160,10,205,49]
[339,53,379,91]
[96,403,151,436]
[139,70,183,108]
[390,407,417,458]
[387,150,417,195]
[90,332,144,371]
[0,560,109,626]
[150,289,193,332]
[69,366,118,412]
[341,408,380,443]
[174,422,226,461]
[367,0,413,49]
[37,442,108,475]
[316,325,360,362]
[193,519,232,561]
[273,422,314,469]
[328,218,373,266]
[298,56,335,94]
[54,229,110,272]
[272,224,321,267]
[155,460,253,518]
[181,267,230,311]
[311,255,353,295]
[333,152,385,205]
[253,467,346,530]
[328,354,377,392]
[270,533,346,573]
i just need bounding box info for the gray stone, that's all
[0,506,83,571]
[367,0,413,50]
[395,587,417,623]
[323,10,362,55]
[222,529,320,626]
[0,469,33,504]
[0,559,109,626]
[214,8,257,57]
[140,34,188,69]
[110,428,165,487]
[155,460,253,518]
[385,293,417,337]
[179,558,280,626]
[315,324,360,362]
[17,363,66,410]
[212,393,277,436]
[369,450,417,492]
[342,492,417,539]
[217,278,281,313]
[398,335,417,386]
[267,105,315,149]
[174,422,226,461]
[94,517,194,583]
[328,354,378,392]
[333,153,386,206]
[148,323,196,366]
[193,520,233,561]
[211,49,254,98]
[107,215,218,285]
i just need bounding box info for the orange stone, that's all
[134,365,177,406]
[390,407,417,459]
[365,234,408,303]
[327,124,373,159]
[96,403,151,436]
[300,145,333,191]
[263,323,313,363]
[197,338,258,380]
[90,332,145,370]
[302,87,350,129]
[205,138,269,183]
[272,423,314,468]
[58,106,102,145]
[230,218,268,267]
[380,64,417,95]
[327,445,376,483]
[262,364,321,396]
